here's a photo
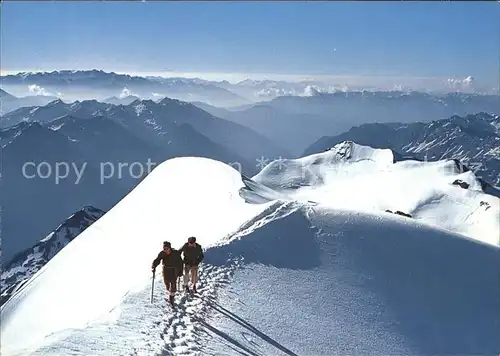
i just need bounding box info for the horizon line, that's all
[0,68,481,83]
[1,68,498,94]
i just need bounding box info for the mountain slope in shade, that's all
[1,110,259,267]
[205,103,346,156]
[304,113,500,185]
[191,101,234,118]
[4,101,257,177]
[1,98,289,164]
[196,93,500,156]
[0,153,498,355]
[1,206,105,306]
[0,121,32,147]
[42,106,255,175]
[107,98,281,168]
[44,115,169,188]
[129,97,289,162]
[1,122,125,266]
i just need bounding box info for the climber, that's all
[151,241,183,305]
[179,236,204,293]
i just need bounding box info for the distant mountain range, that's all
[3,70,499,111]
[264,91,499,120]
[0,96,288,163]
[1,206,105,306]
[1,70,249,108]
[304,112,500,187]
[215,79,336,102]
[194,91,500,155]
[1,72,374,108]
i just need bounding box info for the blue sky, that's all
[2,1,499,88]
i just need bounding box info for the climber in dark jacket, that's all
[179,236,204,293]
[152,241,183,305]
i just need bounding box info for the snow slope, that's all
[254,141,500,246]
[0,157,276,355]
[202,206,500,356]
[1,145,499,355]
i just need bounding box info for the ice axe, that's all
[151,269,155,303]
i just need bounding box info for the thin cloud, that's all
[446,76,475,91]
[119,87,137,98]
[28,84,55,96]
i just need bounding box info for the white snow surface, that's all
[202,206,500,356]
[1,142,499,356]
[254,141,500,246]
[1,157,273,355]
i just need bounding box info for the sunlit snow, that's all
[1,142,499,356]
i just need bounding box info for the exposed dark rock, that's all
[452,179,470,189]
[385,209,412,218]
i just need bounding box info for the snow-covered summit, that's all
[254,141,499,245]
[253,141,394,189]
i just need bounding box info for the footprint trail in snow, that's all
[26,260,241,356]
[156,260,242,356]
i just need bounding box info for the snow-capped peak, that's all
[253,141,499,245]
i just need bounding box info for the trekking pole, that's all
[151,269,155,303]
